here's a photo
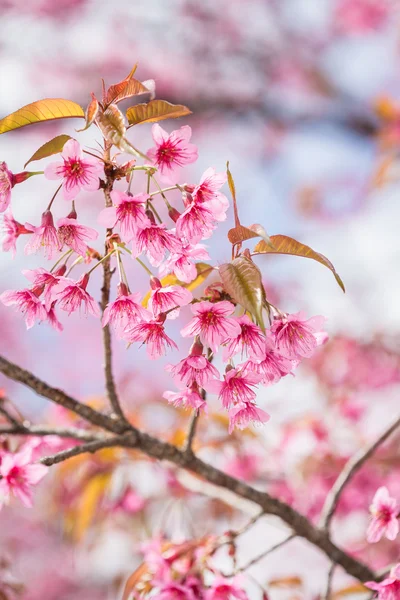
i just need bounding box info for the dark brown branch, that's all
[184,411,200,454]
[0,403,22,428]
[320,414,400,530]
[40,435,125,466]
[324,562,337,600]
[0,424,106,441]
[0,355,126,433]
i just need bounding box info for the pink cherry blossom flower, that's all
[243,334,293,384]
[205,576,248,600]
[147,124,198,178]
[24,210,60,260]
[190,167,229,222]
[336,0,389,34]
[224,453,261,481]
[205,367,262,409]
[46,302,63,332]
[0,162,13,212]
[1,209,30,257]
[163,386,207,412]
[0,447,48,508]
[98,190,150,241]
[181,301,241,353]
[23,266,66,310]
[367,487,399,543]
[44,139,103,200]
[157,582,197,600]
[228,402,270,434]
[159,242,210,284]
[125,317,178,359]
[176,194,216,243]
[0,288,47,329]
[271,311,327,360]
[166,354,219,388]
[102,283,151,338]
[131,220,182,267]
[110,487,145,514]
[148,278,193,318]
[57,214,98,256]
[54,273,99,317]
[223,315,266,361]
[366,564,400,600]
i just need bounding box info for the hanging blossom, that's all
[23,266,66,310]
[1,209,30,257]
[98,190,150,241]
[228,402,270,434]
[0,288,47,329]
[271,311,327,360]
[44,139,103,200]
[131,211,182,267]
[147,277,193,319]
[163,385,207,412]
[147,124,198,179]
[0,447,48,509]
[222,315,266,361]
[176,191,217,244]
[205,367,263,409]
[57,210,98,256]
[181,301,241,353]
[125,316,178,359]
[166,341,219,388]
[102,283,151,338]
[205,576,249,600]
[159,241,210,284]
[0,162,13,212]
[243,332,293,385]
[24,210,60,260]
[366,564,400,600]
[54,273,99,317]
[367,486,399,543]
[189,167,229,222]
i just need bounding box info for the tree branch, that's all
[0,424,107,441]
[233,533,296,574]
[320,413,400,530]
[40,435,125,466]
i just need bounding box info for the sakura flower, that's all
[181,301,241,353]
[159,242,210,284]
[228,402,270,434]
[367,487,399,543]
[243,333,293,384]
[148,278,193,318]
[131,218,182,267]
[157,582,197,600]
[205,576,249,600]
[271,311,327,360]
[205,367,262,409]
[222,315,266,361]
[102,283,151,337]
[125,317,178,359]
[1,209,30,257]
[46,302,63,332]
[24,210,60,260]
[110,487,145,514]
[0,288,47,329]
[44,138,103,200]
[0,162,13,212]
[163,386,207,412]
[336,0,389,34]
[366,564,400,600]
[98,190,150,241]
[57,213,98,256]
[166,350,219,388]
[0,447,48,508]
[54,273,100,317]
[191,167,229,221]
[23,266,66,310]
[176,195,216,243]
[147,124,198,178]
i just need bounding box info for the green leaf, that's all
[142,263,214,307]
[24,134,71,168]
[126,100,192,127]
[219,257,267,331]
[0,98,84,134]
[253,234,345,292]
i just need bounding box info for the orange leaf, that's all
[142,263,214,307]
[24,134,71,168]
[76,93,99,132]
[106,65,150,105]
[127,100,192,126]
[253,234,345,292]
[333,583,368,598]
[228,224,274,247]
[0,98,84,134]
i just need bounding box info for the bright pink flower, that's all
[159,242,210,284]
[102,283,151,337]
[57,215,98,256]
[0,447,48,508]
[191,167,229,221]
[163,386,207,412]
[0,288,47,329]
[1,209,30,257]
[44,139,103,200]
[366,564,400,600]
[243,334,293,384]
[166,355,219,388]
[336,0,389,33]
[110,487,145,514]
[23,266,65,310]
[271,311,327,360]
[98,190,150,241]
[367,487,399,543]
[205,576,248,600]
[125,318,178,359]
[176,195,216,243]
[181,301,241,353]
[46,302,63,332]
[148,278,193,318]
[0,162,13,212]
[24,210,60,260]
[157,582,197,600]
[224,453,261,481]
[54,273,99,317]
[228,402,270,434]
[223,315,266,361]
[147,124,198,178]
[132,224,182,267]
[205,367,262,409]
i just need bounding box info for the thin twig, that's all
[184,411,200,454]
[232,534,296,574]
[0,403,23,429]
[0,425,107,442]
[40,435,124,466]
[320,414,400,530]
[324,562,337,600]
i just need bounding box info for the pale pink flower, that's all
[110,487,145,514]
[24,210,60,260]
[131,220,182,268]
[147,124,198,178]
[336,0,389,33]
[366,564,400,600]
[205,367,262,409]
[191,167,229,221]
[243,333,293,384]
[176,195,216,243]
[367,487,399,543]
[228,402,270,434]
[0,162,13,212]
[44,139,103,200]
[159,242,210,284]
[0,447,48,508]
[224,453,261,481]
[271,311,327,360]
[205,576,248,600]
[102,283,151,337]
[181,301,241,353]
[125,318,178,359]
[23,266,66,310]
[148,278,193,318]
[166,354,219,388]
[223,315,266,361]
[163,386,207,412]
[54,273,99,317]
[57,214,98,256]
[1,209,30,257]
[157,582,197,600]
[98,190,150,241]
[0,288,47,329]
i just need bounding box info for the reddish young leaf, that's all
[228,223,274,248]
[0,99,84,134]
[76,93,99,132]
[24,134,71,168]
[106,65,150,105]
[96,104,126,146]
[126,100,192,127]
